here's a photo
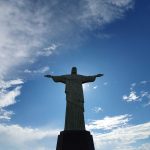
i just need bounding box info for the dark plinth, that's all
[56,130,95,150]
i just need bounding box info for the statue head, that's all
[71,67,77,75]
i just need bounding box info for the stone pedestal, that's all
[56,130,95,150]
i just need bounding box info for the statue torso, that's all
[64,75,84,102]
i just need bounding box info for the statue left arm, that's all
[44,75,66,83]
[81,74,103,83]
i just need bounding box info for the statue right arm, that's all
[81,74,104,83]
[44,75,66,83]
[95,74,104,77]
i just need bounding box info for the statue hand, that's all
[96,74,104,77]
[44,75,52,78]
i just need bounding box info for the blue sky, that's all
[0,0,150,149]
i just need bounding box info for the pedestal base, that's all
[56,130,95,150]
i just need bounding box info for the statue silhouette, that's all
[45,67,103,130]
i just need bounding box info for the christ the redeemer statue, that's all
[45,67,103,130]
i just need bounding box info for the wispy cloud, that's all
[143,101,150,107]
[0,0,57,79]
[86,114,131,130]
[24,66,50,74]
[37,44,59,57]
[93,121,150,150]
[140,81,149,84]
[79,0,134,28]
[0,86,21,108]
[0,0,134,80]
[86,114,150,150]
[123,80,150,106]
[92,106,103,113]
[0,79,23,89]
[0,109,14,121]
[0,79,23,120]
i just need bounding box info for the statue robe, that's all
[52,74,96,130]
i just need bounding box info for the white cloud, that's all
[130,83,136,90]
[93,122,150,150]
[86,114,131,130]
[0,124,59,150]
[34,66,50,74]
[86,114,150,150]
[0,116,150,150]
[0,109,14,120]
[0,79,23,89]
[0,79,23,120]
[24,66,50,74]
[79,0,134,28]
[123,91,139,102]
[123,80,150,106]
[141,91,149,97]
[0,0,57,79]
[92,106,103,113]
[37,44,59,57]
[0,86,21,108]
[24,69,32,73]
[143,101,150,107]
[108,0,134,7]
[0,0,134,80]
[85,114,150,150]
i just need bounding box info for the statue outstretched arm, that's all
[81,73,104,83]
[95,74,104,77]
[44,75,52,78]
[44,74,66,83]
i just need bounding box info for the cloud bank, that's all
[0,0,134,79]
[0,124,59,150]
[0,114,150,150]
[93,122,150,150]
[86,114,150,150]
